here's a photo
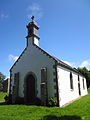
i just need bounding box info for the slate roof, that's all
[52,56,79,73]
[34,44,82,75]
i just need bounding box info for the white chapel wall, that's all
[57,66,80,107]
[79,76,88,96]
[34,37,39,46]
[11,45,56,100]
[57,65,88,107]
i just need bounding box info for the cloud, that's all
[9,54,18,62]
[27,3,43,20]
[62,60,77,67]
[63,60,72,66]
[1,13,8,19]
[79,60,90,69]
[63,59,90,70]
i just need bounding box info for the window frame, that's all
[83,78,85,89]
[70,72,73,90]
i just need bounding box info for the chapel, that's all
[9,17,88,107]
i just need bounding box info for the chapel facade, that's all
[9,17,88,107]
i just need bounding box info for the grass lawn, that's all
[0,90,90,120]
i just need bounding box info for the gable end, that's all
[10,47,27,71]
[34,44,56,62]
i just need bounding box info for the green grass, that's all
[0,90,90,120]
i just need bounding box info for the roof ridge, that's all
[34,44,85,76]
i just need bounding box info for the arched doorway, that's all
[24,73,36,104]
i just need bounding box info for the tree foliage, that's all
[78,67,90,88]
[0,72,6,91]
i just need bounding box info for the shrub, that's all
[4,95,9,103]
[4,94,12,104]
[48,97,57,107]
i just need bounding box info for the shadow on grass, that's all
[0,102,39,106]
[43,115,81,120]
[0,102,24,106]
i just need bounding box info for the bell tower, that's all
[26,16,40,47]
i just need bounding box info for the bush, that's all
[4,94,12,104]
[4,95,9,103]
[0,83,3,91]
[48,97,57,107]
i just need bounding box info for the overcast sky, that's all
[0,0,90,77]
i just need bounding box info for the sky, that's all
[0,0,90,78]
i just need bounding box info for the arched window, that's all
[78,75,81,95]
[83,78,85,89]
[70,72,73,90]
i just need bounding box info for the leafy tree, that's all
[78,67,90,88]
[0,72,6,91]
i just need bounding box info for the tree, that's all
[0,72,6,91]
[78,67,90,88]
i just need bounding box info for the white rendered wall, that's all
[34,37,39,46]
[11,44,56,100]
[57,66,80,107]
[79,76,88,96]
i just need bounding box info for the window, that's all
[83,78,85,89]
[78,75,81,95]
[70,72,73,90]
[78,75,79,82]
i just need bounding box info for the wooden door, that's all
[26,75,35,103]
